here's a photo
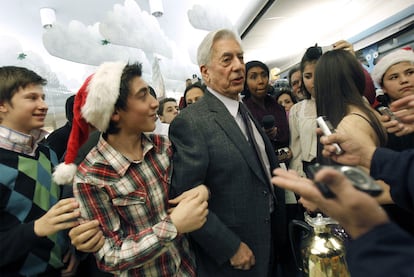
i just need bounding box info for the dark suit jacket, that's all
[169,90,286,277]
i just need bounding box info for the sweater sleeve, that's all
[0,221,47,266]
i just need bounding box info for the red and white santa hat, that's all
[53,61,126,184]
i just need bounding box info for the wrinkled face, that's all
[114,76,159,134]
[303,62,317,98]
[277,93,294,112]
[159,101,178,124]
[0,84,48,134]
[201,38,245,100]
[185,87,204,105]
[290,70,302,97]
[382,61,414,101]
[246,66,269,99]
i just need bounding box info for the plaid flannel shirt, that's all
[73,134,196,277]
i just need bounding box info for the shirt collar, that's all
[96,133,155,177]
[207,87,240,119]
[0,126,48,156]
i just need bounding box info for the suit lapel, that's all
[204,91,269,185]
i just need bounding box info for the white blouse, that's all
[288,98,317,177]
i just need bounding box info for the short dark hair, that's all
[183,82,204,108]
[0,66,47,104]
[157,97,177,115]
[275,88,297,105]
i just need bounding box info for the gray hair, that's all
[197,29,242,67]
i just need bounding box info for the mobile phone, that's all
[306,163,335,198]
[316,116,343,155]
[307,163,383,198]
[377,106,400,122]
[338,166,383,196]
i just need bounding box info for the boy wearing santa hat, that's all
[58,61,208,276]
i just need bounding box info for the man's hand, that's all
[318,130,375,168]
[379,114,413,136]
[169,192,208,233]
[272,168,389,238]
[34,198,80,237]
[390,94,414,124]
[388,94,414,136]
[230,242,256,271]
[68,220,104,252]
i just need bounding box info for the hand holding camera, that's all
[307,163,383,198]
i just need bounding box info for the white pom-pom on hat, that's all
[53,163,78,185]
[82,61,126,132]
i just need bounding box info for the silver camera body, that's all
[307,163,383,198]
[378,106,400,122]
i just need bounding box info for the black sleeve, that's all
[0,221,49,266]
[370,148,414,211]
[346,223,414,277]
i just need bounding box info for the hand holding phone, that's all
[306,163,336,198]
[377,106,400,122]
[307,163,383,198]
[316,116,343,155]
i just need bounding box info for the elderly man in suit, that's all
[169,29,288,277]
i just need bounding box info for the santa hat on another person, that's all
[53,61,126,184]
[371,48,414,87]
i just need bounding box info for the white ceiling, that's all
[243,0,414,73]
[1,0,413,127]
[1,0,266,93]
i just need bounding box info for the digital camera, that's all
[307,163,383,198]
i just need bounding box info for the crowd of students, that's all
[1,28,413,277]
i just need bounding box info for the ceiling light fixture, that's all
[149,0,164,17]
[40,7,56,29]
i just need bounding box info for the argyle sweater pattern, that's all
[0,144,66,276]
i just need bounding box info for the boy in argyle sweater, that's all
[0,66,80,276]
